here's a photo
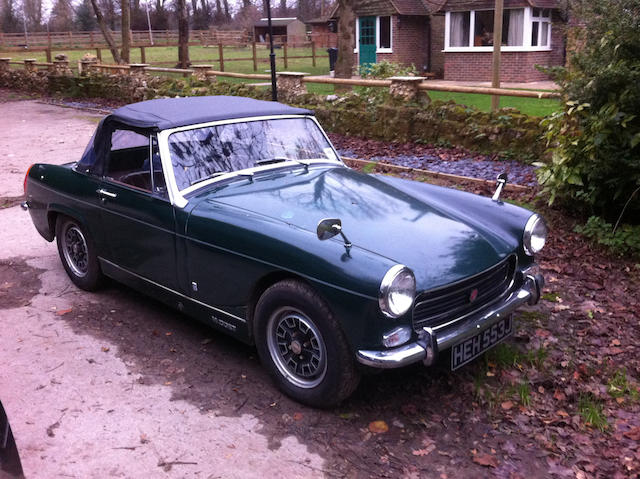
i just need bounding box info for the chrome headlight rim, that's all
[379,264,416,319]
[523,214,548,256]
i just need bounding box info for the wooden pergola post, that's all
[491,0,504,111]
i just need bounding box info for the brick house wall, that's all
[352,15,444,76]
[377,16,430,71]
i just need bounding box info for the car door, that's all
[97,128,179,290]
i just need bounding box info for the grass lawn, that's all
[1,44,560,116]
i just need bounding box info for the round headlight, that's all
[379,265,416,318]
[523,214,548,256]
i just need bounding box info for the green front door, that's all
[359,16,376,68]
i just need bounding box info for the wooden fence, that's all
[1,41,328,73]
[0,29,336,50]
[3,57,558,100]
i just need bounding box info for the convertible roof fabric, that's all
[77,96,313,174]
[109,96,312,130]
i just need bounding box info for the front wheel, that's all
[55,216,103,291]
[254,279,360,407]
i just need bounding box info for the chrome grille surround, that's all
[412,255,518,332]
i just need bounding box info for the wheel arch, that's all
[47,205,90,240]
[247,271,327,342]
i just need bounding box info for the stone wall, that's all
[0,63,546,161]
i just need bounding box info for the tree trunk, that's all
[335,0,355,87]
[222,0,230,21]
[121,0,131,63]
[177,0,190,68]
[90,0,122,63]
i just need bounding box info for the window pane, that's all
[533,8,540,17]
[474,10,494,46]
[540,22,549,46]
[107,129,152,191]
[531,21,539,46]
[506,8,524,46]
[111,129,148,151]
[450,11,470,47]
[169,118,334,191]
[542,8,550,17]
[379,16,391,49]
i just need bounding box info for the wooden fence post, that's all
[47,30,52,51]
[311,41,316,67]
[252,41,257,72]
[140,46,146,63]
[45,49,52,62]
[90,31,94,47]
[218,43,224,71]
[96,48,102,61]
[283,42,288,69]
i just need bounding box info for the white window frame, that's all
[376,16,393,53]
[354,15,393,54]
[354,18,359,53]
[444,6,552,52]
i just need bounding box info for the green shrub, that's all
[574,216,640,258]
[359,60,418,79]
[536,0,640,223]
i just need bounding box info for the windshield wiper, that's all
[190,171,227,186]
[255,157,310,171]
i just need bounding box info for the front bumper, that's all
[356,273,544,369]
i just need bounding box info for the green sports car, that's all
[23,96,547,407]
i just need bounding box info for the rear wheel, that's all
[254,279,360,407]
[55,216,103,291]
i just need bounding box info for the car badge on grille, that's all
[469,288,479,303]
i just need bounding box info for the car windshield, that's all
[168,117,337,191]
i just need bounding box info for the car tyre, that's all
[55,216,103,291]
[254,279,360,408]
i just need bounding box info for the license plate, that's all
[451,315,513,370]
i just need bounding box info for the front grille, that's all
[412,255,517,331]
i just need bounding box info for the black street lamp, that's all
[266,0,278,101]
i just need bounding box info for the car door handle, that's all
[97,188,117,199]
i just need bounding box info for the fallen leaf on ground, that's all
[472,453,499,468]
[293,412,303,421]
[368,420,389,434]
[624,427,640,441]
[501,401,514,410]
[55,308,73,316]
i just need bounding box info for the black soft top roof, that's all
[78,96,313,174]
[110,96,312,130]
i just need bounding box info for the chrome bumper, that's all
[356,273,544,369]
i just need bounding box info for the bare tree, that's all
[23,0,43,30]
[176,0,190,68]
[49,0,74,31]
[335,0,355,82]
[90,0,122,63]
[120,0,131,62]
[221,0,230,21]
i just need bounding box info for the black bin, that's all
[327,48,338,72]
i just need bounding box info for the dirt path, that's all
[1,95,638,478]
[0,97,101,199]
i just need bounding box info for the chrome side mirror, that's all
[317,218,343,240]
[492,173,508,203]
[317,218,352,253]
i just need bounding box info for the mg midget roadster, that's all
[23,96,547,407]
